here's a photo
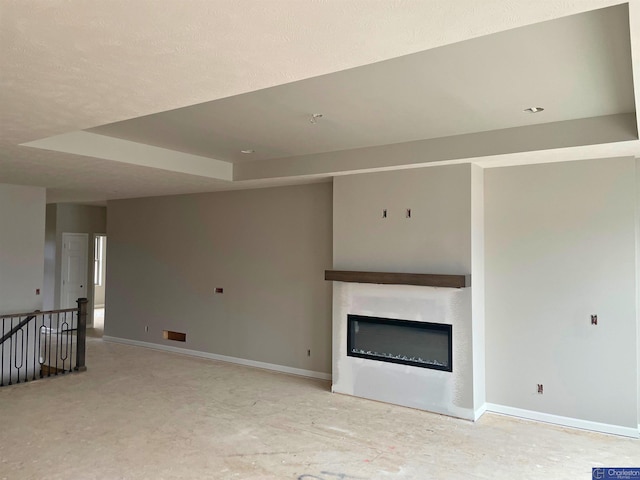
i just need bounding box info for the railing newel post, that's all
[75,298,88,372]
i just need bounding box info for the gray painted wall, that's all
[333,164,472,274]
[485,157,638,428]
[105,183,333,374]
[0,184,46,315]
[43,204,57,310]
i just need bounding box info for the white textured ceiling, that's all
[1,0,639,203]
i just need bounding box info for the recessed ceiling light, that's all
[240,149,255,154]
[524,107,544,113]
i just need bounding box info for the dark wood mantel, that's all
[324,270,467,288]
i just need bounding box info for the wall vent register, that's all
[163,330,186,342]
[347,315,452,372]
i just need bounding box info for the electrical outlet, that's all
[406,208,411,218]
[537,384,544,394]
[591,314,598,325]
[145,326,149,332]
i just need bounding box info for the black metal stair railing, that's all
[0,298,87,387]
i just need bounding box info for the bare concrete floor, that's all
[1,338,637,480]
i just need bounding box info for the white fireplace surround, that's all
[332,281,481,421]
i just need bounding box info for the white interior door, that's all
[60,233,88,309]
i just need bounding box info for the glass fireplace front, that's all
[347,314,452,372]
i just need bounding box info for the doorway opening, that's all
[91,234,107,337]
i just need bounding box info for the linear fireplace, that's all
[347,314,452,372]
[331,281,476,419]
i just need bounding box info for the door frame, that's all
[59,232,89,315]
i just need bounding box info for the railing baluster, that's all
[1,318,5,387]
[61,312,66,373]
[8,317,13,385]
[24,318,29,383]
[38,318,45,379]
[32,315,38,381]
[14,328,23,383]
[61,312,69,373]
[0,318,6,387]
[54,313,59,375]
[47,314,52,377]
[69,311,74,374]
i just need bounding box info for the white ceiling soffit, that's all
[22,131,233,181]
[235,114,638,180]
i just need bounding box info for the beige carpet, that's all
[0,337,637,479]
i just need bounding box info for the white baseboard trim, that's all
[102,336,332,381]
[485,403,639,439]
[474,403,487,422]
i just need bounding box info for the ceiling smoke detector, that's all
[524,107,544,113]
[240,149,255,154]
